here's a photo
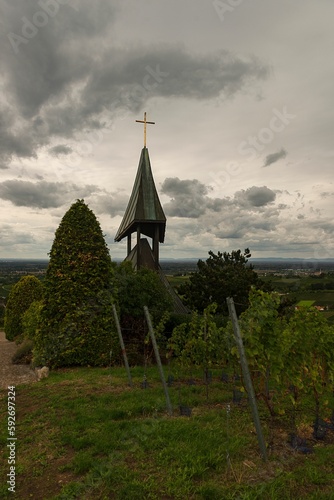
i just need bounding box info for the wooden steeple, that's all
[114,114,166,270]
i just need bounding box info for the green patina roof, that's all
[115,147,166,242]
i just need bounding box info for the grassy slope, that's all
[1,366,334,499]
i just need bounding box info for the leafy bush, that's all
[4,275,43,341]
[111,262,174,365]
[115,261,173,319]
[168,304,226,369]
[34,200,116,368]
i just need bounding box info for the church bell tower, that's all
[114,113,166,270]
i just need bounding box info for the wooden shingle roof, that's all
[114,147,166,242]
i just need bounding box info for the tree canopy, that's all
[111,261,173,364]
[179,249,266,315]
[114,261,173,319]
[34,199,115,367]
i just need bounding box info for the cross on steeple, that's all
[136,112,155,147]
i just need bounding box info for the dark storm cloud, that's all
[159,177,284,245]
[208,195,279,240]
[161,177,224,218]
[49,145,73,157]
[235,186,276,207]
[0,178,129,215]
[2,0,117,117]
[0,104,37,164]
[263,148,287,167]
[0,180,95,209]
[81,47,270,117]
[0,1,270,166]
[162,178,208,197]
[161,179,278,219]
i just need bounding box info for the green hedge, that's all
[4,276,43,341]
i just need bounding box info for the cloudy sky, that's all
[0,0,333,260]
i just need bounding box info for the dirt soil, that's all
[0,330,37,389]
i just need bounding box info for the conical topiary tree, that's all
[4,275,43,341]
[34,199,115,367]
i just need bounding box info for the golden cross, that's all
[135,112,155,147]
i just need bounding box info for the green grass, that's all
[0,366,334,499]
[296,300,315,307]
[166,275,190,288]
[293,291,334,302]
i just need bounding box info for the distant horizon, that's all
[1,257,334,262]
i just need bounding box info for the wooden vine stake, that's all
[144,306,173,416]
[112,304,133,387]
[226,297,268,462]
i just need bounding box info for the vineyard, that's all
[167,289,334,449]
[1,336,334,498]
[1,288,334,497]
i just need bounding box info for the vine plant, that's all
[168,303,226,399]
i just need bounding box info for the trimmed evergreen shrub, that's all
[22,300,43,340]
[34,200,115,368]
[4,276,43,341]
